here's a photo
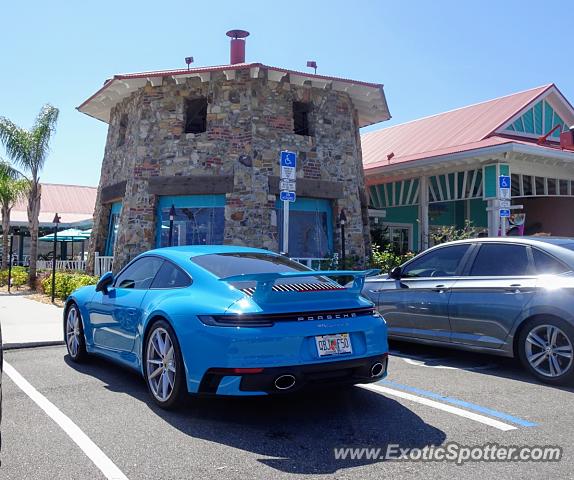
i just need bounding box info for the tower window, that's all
[185,97,208,134]
[117,114,128,147]
[293,102,312,136]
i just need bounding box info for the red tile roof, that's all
[362,84,556,171]
[11,183,97,226]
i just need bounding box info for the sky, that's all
[1,0,572,187]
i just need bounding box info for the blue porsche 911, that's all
[64,246,388,408]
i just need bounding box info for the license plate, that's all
[315,333,352,357]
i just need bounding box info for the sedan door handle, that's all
[432,284,448,293]
[505,284,522,293]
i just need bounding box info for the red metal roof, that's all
[362,84,556,171]
[11,183,97,226]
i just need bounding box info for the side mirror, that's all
[96,271,114,294]
[389,266,402,280]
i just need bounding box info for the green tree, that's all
[0,160,28,268]
[0,105,59,286]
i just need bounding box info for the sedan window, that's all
[115,257,164,289]
[532,249,570,275]
[402,245,470,278]
[470,244,532,276]
[150,261,192,289]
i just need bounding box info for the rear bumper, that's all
[198,353,388,395]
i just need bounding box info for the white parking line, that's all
[359,383,517,431]
[4,361,129,480]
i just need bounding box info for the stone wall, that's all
[89,68,371,272]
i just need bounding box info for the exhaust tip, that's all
[370,362,384,378]
[274,374,296,390]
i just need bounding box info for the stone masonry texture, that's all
[88,68,371,272]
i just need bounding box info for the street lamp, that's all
[168,204,176,247]
[7,229,14,294]
[339,209,347,266]
[51,213,61,303]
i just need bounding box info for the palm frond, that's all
[0,117,32,167]
[30,104,59,175]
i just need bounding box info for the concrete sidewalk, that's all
[0,293,64,349]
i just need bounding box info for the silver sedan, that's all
[362,237,574,385]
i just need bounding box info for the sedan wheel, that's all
[519,319,574,385]
[145,321,186,408]
[64,304,87,362]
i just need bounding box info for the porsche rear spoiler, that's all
[219,269,380,303]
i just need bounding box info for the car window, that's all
[402,245,470,278]
[470,244,532,276]
[532,248,570,275]
[115,257,164,289]
[150,261,192,289]
[191,252,330,287]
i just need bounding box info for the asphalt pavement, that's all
[2,342,573,479]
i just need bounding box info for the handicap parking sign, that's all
[499,175,511,189]
[280,151,297,168]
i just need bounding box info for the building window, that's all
[293,102,312,136]
[105,202,122,256]
[117,114,128,147]
[184,98,207,134]
[157,195,225,247]
[276,197,332,258]
[369,215,413,254]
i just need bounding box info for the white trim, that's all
[406,179,415,205]
[435,174,445,201]
[398,180,405,206]
[428,178,438,203]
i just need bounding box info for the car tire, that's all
[64,303,88,362]
[144,320,187,409]
[518,317,574,385]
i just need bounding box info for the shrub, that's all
[371,244,415,275]
[430,220,483,246]
[42,272,99,300]
[0,266,29,288]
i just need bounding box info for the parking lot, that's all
[2,342,573,479]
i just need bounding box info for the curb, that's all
[3,340,65,351]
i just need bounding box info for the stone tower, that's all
[78,31,390,272]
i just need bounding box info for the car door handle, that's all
[505,284,522,293]
[432,284,448,293]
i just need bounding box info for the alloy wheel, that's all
[66,307,81,357]
[146,327,176,402]
[525,324,573,378]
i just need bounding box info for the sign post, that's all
[498,175,511,237]
[279,151,297,255]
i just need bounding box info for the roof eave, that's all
[77,63,390,127]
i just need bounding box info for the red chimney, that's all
[226,29,249,65]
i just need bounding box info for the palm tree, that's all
[0,105,59,285]
[0,161,28,268]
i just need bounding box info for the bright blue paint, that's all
[105,201,122,256]
[380,379,537,427]
[280,191,296,202]
[499,175,510,189]
[158,195,226,209]
[155,194,226,247]
[534,101,543,134]
[280,150,297,168]
[68,245,388,397]
[275,197,333,257]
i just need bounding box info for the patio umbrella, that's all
[39,228,91,260]
[39,228,91,242]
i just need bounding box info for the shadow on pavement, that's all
[390,340,574,393]
[65,354,446,474]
